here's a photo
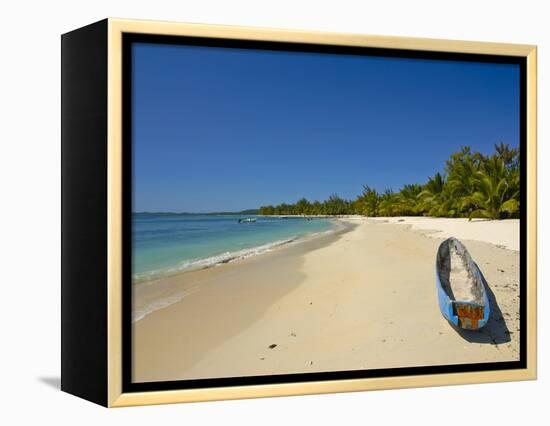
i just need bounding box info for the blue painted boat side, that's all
[436,268,459,327]
[435,259,490,329]
[476,263,491,328]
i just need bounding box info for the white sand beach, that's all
[368,216,520,251]
[132,217,520,383]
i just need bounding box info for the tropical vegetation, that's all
[258,144,520,220]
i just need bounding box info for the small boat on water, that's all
[238,217,257,223]
[436,237,490,330]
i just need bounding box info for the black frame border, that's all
[122,33,528,394]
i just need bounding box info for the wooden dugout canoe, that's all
[436,237,490,330]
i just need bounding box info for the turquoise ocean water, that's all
[132,214,339,282]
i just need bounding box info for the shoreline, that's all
[132,217,520,383]
[259,215,519,251]
[133,220,355,322]
[133,216,351,284]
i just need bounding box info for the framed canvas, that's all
[61,18,537,407]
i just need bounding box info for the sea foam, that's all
[133,237,297,283]
[133,221,347,285]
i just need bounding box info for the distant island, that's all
[259,144,520,220]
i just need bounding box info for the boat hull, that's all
[435,238,490,330]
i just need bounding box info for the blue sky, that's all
[132,43,519,213]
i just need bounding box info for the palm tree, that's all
[394,184,422,215]
[494,142,519,169]
[323,194,349,215]
[354,185,379,216]
[445,146,481,216]
[462,157,519,220]
[312,201,323,215]
[295,198,311,215]
[417,173,455,217]
[259,205,275,215]
[378,189,398,216]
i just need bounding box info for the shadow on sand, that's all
[451,267,511,345]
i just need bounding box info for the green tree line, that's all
[258,144,520,220]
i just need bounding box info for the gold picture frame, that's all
[61,18,537,407]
